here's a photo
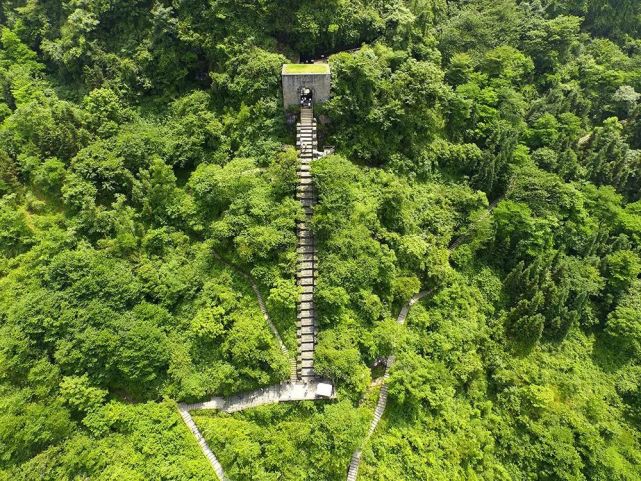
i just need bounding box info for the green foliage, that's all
[606,281,641,355]
[193,401,369,481]
[0,0,641,478]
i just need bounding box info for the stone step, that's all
[298,320,315,329]
[297,261,314,270]
[298,351,314,360]
[298,301,315,310]
[297,271,315,280]
[299,341,315,352]
[297,265,316,274]
[298,357,313,367]
[300,284,314,294]
[297,226,314,235]
[297,325,315,334]
[298,277,315,287]
[298,260,317,270]
[297,325,315,336]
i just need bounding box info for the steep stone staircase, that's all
[296,106,318,382]
[179,105,335,481]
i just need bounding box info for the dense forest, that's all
[1,0,641,479]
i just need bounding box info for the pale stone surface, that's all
[181,381,336,414]
[178,406,228,481]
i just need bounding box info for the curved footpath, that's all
[346,290,430,481]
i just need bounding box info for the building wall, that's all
[282,73,331,110]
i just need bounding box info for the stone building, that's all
[281,64,331,110]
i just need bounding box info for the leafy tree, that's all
[606,282,641,355]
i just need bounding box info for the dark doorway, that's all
[300,88,313,108]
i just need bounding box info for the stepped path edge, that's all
[346,290,430,481]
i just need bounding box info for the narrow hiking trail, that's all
[211,250,296,380]
[346,290,430,481]
[346,201,505,480]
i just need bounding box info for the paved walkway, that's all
[346,290,430,481]
[181,380,336,414]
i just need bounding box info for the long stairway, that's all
[296,106,318,382]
